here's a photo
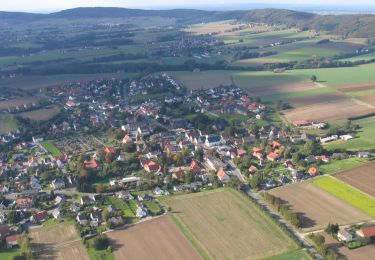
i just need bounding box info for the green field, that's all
[164,188,299,260]
[266,249,311,260]
[319,157,369,174]
[313,176,375,218]
[325,116,375,151]
[0,114,18,134]
[261,87,336,102]
[40,140,62,156]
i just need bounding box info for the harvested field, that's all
[185,21,248,35]
[251,82,320,97]
[337,83,375,93]
[165,189,298,260]
[170,71,233,89]
[334,162,375,197]
[234,57,288,66]
[358,95,375,107]
[0,96,41,110]
[322,232,375,260]
[18,106,60,121]
[30,222,89,260]
[107,216,202,260]
[283,92,374,122]
[269,182,372,232]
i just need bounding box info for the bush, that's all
[91,235,110,250]
[347,241,362,249]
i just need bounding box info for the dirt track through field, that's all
[107,216,202,260]
[334,162,375,197]
[269,182,372,232]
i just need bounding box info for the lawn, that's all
[164,188,299,260]
[0,248,21,260]
[319,157,369,174]
[325,116,375,151]
[313,176,375,218]
[106,196,136,221]
[40,140,63,156]
[143,200,162,215]
[0,114,18,134]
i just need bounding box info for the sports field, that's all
[313,176,375,218]
[107,216,202,260]
[269,182,371,231]
[165,189,298,260]
[30,222,89,260]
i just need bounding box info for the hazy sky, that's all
[1,0,374,12]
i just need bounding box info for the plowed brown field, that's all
[334,162,375,197]
[269,182,372,232]
[107,216,202,260]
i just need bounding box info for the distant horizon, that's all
[2,1,375,13]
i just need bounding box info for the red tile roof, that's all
[358,226,375,238]
[84,159,100,169]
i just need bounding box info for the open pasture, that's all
[313,176,375,218]
[18,106,60,121]
[107,216,202,260]
[165,189,298,260]
[269,182,372,231]
[30,222,89,260]
[333,162,375,197]
[282,92,374,122]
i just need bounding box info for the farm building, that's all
[338,229,353,242]
[357,226,375,238]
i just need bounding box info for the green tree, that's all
[311,75,317,82]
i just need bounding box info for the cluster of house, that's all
[293,120,327,130]
[338,225,375,245]
[0,129,21,144]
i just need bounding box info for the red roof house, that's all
[141,160,162,174]
[267,152,280,161]
[357,226,375,238]
[16,198,32,209]
[190,160,202,174]
[31,211,49,223]
[308,167,319,176]
[84,159,100,170]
